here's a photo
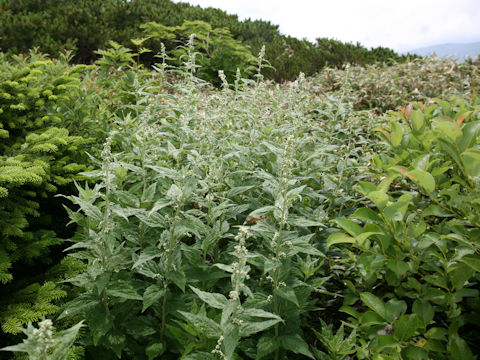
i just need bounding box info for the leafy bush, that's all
[314,56,480,111]
[328,97,480,358]
[141,20,256,84]
[51,61,377,359]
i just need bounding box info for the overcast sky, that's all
[172,0,480,52]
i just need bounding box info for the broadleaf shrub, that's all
[328,97,480,358]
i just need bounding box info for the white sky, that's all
[172,0,480,52]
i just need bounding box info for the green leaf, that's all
[87,304,113,346]
[280,334,314,359]
[107,283,142,301]
[434,118,462,142]
[178,311,221,338]
[240,319,282,337]
[350,207,381,223]
[412,300,434,328]
[360,292,386,320]
[165,270,186,292]
[142,285,165,312]
[425,327,447,341]
[422,205,453,217]
[449,334,475,360]
[367,191,389,210]
[393,314,420,341]
[458,120,480,152]
[461,255,480,272]
[401,346,429,360]
[275,287,299,306]
[256,334,279,360]
[461,148,480,178]
[146,343,165,360]
[189,286,227,309]
[386,260,409,279]
[58,294,99,319]
[448,263,475,290]
[132,246,162,269]
[332,218,362,237]
[376,335,397,351]
[227,185,256,197]
[438,138,463,170]
[326,232,355,248]
[385,299,407,323]
[242,308,282,320]
[406,169,435,192]
[390,122,404,146]
[410,110,425,133]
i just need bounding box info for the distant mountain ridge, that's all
[408,41,480,61]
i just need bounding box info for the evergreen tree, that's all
[0,52,93,336]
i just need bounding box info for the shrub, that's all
[328,96,480,358]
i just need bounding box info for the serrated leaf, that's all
[142,285,165,312]
[107,284,142,301]
[350,207,381,223]
[165,270,186,292]
[242,308,282,320]
[256,334,279,360]
[275,287,299,306]
[132,246,162,269]
[461,148,480,178]
[280,334,314,359]
[449,334,475,360]
[367,191,389,210]
[240,319,282,337]
[146,343,165,360]
[178,311,221,337]
[385,299,407,323]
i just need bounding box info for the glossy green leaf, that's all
[360,292,387,320]
[393,314,420,341]
[461,148,480,178]
[406,169,435,192]
[326,232,355,248]
[410,110,425,133]
[412,300,434,328]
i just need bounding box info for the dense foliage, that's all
[0,0,414,82]
[314,56,480,112]
[0,52,100,337]
[0,32,479,360]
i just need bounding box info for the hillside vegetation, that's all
[0,0,415,82]
[0,4,479,359]
[0,36,478,359]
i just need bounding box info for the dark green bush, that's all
[0,0,412,83]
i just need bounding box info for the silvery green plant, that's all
[1,319,83,360]
[58,55,380,359]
